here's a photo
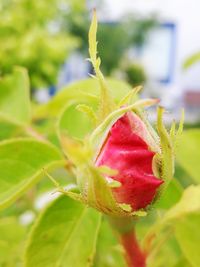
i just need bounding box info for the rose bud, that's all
[95,111,163,211]
[60,100,183,218]
[59,11,184,218]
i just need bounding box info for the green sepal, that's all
[76,164,147,217]
[136,109,160,151]
[57,187,85,204]
[170,120,176,146]
[55,11,184,219]
[76,164,129,216]
[88,10,116,123]
[174,109,184,150]
[97,165,119,177]
[44,170,84,203]
[90,98,159,159]
[60,134,92,166]
[157,106,174,188]
[156,107,184,192]
[76,104,97,126]
[118,85,141,107]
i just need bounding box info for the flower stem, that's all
[108,217,146,267]
[120,229,146,267]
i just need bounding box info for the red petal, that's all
[96,113,163,210]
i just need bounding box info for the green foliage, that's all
[0,66,135,266]
[0,0,78,88]
[155,179,183,209]
[124,63,147,87]
[0,217,27,267]
[147,235,184,267]
[34,78,132,119]
[0,120,20,141]
[0,138,64,210]
[175,213,200,267]
[176,129,200,183]
[161,185,200,222]
[94,219,126,267]
[59,102,94,140]
[143,185,200,267]
[145,185,200,238]
[25,195,102,267]
[0,67,31,125]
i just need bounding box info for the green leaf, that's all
[60,206,102,267]
[176,129,200,183]
[173,258,192,267]
[0,120,21,141]
[58,101,95,140]
[143,185,200,249]
[0,217,26,266]
[25,195,102,267]
[55,79,132,141]
[0,67,31,125]
[147,235,184,267]
[161,185,200,224]
[94,218,126,267]
[175,213,200,267]
[155,179,183,209]
[76,104,97,125]
[0,138,64,210]
[34,78,132,119]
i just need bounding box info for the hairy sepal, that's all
[88,10,116,123]
[76,164,146,217]
[60,134,146,217]
[156,107,184,195]
[90,98,159,159]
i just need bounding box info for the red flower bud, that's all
[96,112,163,211]
[59,11,183,217]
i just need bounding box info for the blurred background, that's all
[0,0,199,125]
[0,2,200,267]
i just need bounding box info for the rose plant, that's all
[0,10,200,267]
